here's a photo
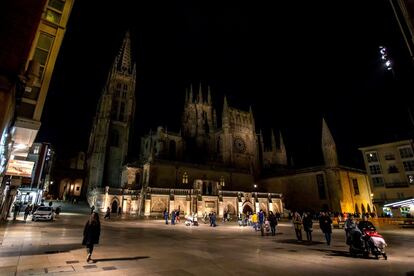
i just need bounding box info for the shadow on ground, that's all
[92,256,150,262]
[275,239,324,246]
[0,243,83,257]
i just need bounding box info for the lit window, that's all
[399,147,414,159]
[366,152,378,163]
[182,172,188,184]
[219,176,225,187]
[407,175,414,184]
[45,9,62,24]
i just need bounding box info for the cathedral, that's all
[86,32,373,218]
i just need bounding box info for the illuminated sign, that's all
[5,160,35,177]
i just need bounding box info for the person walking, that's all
[302,212,313,242]
[90,205,95,214]
[163,208,169,224]
[118,206,122,217]
[24,204,32,222]
[268,211,277,236]
[258,210,265,236]
[104,207,111,219]
[82,212,101,262]
[319,212,333,246]
[344,214,356,243]
[292,212,303,241]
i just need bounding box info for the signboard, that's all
[5,160,35,177]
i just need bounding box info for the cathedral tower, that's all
[87,32,136,190]
[321,117,338,168]
[181,83,216,162]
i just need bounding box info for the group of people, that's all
[163,209,181,225]
[292,211,333,245]
[12,200,59,222]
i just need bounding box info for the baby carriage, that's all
[185,214,199,226]
[349,226,387,260]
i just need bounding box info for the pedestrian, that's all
[82,212,101,262]
[268,211,277,236]
[344,214,356,243]
[163,208,169,224]
[171,210,176,225]
[90,205,95,214]
[104,207,110,219]
[302,212,313,242]
[118,206,122,216]
[319,212,332,246]
[292,211,303,241]
[24,204,32,222]
[258,209,265,236]
[13,202,21,221]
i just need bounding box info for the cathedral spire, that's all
[223,95,228,113]
[198,83,203,103]
[271,129,277,151]
[321,117,338,167]
[207,86,212,104]
[189,84,193,103]
[279,130,286,152]
[114,31,133,74]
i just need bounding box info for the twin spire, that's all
[185,83,212,104]
[113,31,134,74]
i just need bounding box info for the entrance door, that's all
[111,200,118,213]
[242,204,253,215]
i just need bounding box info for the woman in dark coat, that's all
[82,212,101,262]
[268,211,278,236]
[319,212,332,246]
[302,212,313,242]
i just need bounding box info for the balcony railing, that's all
[385,182,410,188]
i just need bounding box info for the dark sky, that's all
[38,1,414,169]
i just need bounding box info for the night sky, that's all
[38,1,414,169]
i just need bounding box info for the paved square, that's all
[0,208,413,275]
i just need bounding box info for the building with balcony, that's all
[359,140,414,214]
[0,0,75,220]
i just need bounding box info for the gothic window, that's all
[182,172,188,184]
[119,102,126,121]
[316,174,326,199]
[111,100,119,120]
[123,84,128,90]
[352,179,360,195]
[109,130,119,147]
[117,83,122,89]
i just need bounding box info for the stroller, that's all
[348,225,387,260]
[185,214,199,226]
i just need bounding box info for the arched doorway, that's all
[111,200,118,213]
[242,204,253,215]
[226,204,236,215]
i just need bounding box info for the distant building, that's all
[16,143,54,205]
[359,140,414,215]
[0,0,75,220]
[51,151,86,201]
[86,34,372,218]
[260,119,374,215]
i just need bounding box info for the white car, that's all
[32,206,54,221]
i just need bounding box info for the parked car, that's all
[32,206,54,221]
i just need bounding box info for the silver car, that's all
[32,206,54,221]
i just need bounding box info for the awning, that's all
[383,198,414,208]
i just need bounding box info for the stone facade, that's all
[260,119,374,214]
[86,32,136,194]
